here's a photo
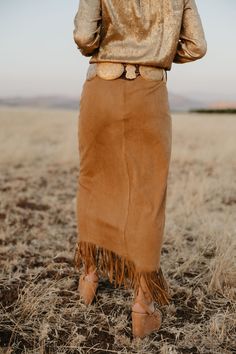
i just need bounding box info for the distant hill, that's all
[208,101,236,109]
[0,96,80,111]
[0,94,234,112]
[168,93,206,111]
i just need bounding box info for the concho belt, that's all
[86,62,166,82]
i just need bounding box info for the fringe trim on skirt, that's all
[74,240,171,306]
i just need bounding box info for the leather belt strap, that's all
[86,62,166,82]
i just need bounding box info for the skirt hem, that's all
[74,240,171,306]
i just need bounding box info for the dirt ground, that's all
[0,107,235,353]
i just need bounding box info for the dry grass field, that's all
[0,107,235,353]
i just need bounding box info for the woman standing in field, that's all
[73,0,206,338]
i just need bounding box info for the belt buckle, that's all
[124,64,138,80]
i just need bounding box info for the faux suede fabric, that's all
[76,74,172,276]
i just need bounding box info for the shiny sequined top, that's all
[73,0,207,71]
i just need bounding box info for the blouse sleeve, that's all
[73,0,102,57]
[173,0,207,63]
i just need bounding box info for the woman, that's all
[73,0,207,338]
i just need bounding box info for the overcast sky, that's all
[0,0,235,102]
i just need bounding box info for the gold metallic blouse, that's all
[73,0,207,71]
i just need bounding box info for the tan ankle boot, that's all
[132,300,162,338]
[78,266,99,305]
[131,277,163,338]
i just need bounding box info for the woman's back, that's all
[74,0,207,70]
[74,0,207,339]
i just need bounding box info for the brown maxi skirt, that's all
[74,73,172,306]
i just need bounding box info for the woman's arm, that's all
[173,0,207,63]
[73,0,102,57]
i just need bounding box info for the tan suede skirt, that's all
[74,74,172,305]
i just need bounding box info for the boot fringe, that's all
[74,241,171,306]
